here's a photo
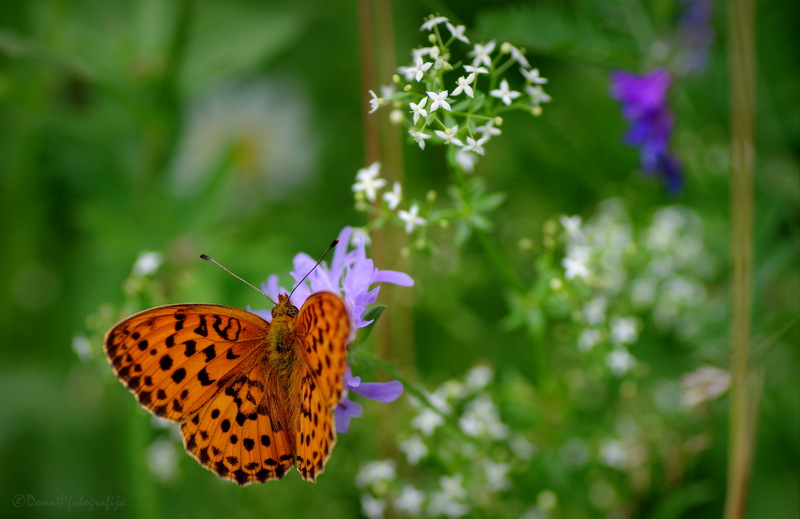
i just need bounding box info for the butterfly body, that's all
[104,291,350,485]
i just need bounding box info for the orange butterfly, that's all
[105,284,350,485]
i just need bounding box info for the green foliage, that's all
[1,1,797,519]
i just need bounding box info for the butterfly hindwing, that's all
[180,362,296,485]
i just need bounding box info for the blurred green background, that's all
[1,0,797,518]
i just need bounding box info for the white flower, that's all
[146,438,178,482]
[490,79,521,106]
[398,203,427,234]
[521,67,548,84]
[578,328,602,352]
[451,73,475,98]
[600,439,628,469]
[399,434,428,464]
[681,366,731,408]
[394,485,425,516]
[409,129,431,149]
[353,162,386,202]
[468,40,496,67]
[459,395,509,439]
[560,215,582,236]
[350,227,372,247]
[610,316,639,345]
[382,181,402,210]
[476,119,502,138]
[427,90,452,111]
[379,84,395,99]
[563,246,590,280]
[428,492,469,518]
[455,149,479,172]
[409,97,428,124]
[420,15,449,31]
[71,334,92,361]
[463,64,489,75]
[361,495,386,519]
[133,251,163,276]
[483,460,511,492]
[526,85,552,105]
[440,474,467,500]
[537,490,558,510]
[583,296,608,325]
[463,135,488,156]
[446,22,470,43]
[411,406,443,435]
[401,55,433,82]
[368,89,381,113]
[606,348,636,376]
[504,42,531,68]
[356,460,397,493]
[427,387,452,413]
[465,365,493,390]
[434,125,464,146]
[511,434,537,460]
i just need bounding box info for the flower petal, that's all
[374,270,415,286]
[351,380,404,402]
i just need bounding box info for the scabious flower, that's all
[255,226,412,433]
[610,69,683,192]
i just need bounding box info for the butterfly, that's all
[104,281,351,486]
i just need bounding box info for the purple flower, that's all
[259,226,413,334]
[610,69,683,192]
[253,226,411,432]
[335,366,404,433]
[675,0,714,75]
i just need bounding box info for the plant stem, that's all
[724,0,760,516]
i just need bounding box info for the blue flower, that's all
[610,69,683,192]
[253,226,412,432]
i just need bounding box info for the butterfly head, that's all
[272,293,299,318]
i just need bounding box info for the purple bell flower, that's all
[610,69,683,192]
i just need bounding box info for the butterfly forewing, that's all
[104,304,269,421]
[295,292,351,407]
[294,292,351,480]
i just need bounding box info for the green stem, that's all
[475,228,526,293]
[724,0,759,516]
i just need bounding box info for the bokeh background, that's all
[1,1,797,518]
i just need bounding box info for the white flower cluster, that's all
[554,199,715,376]
[367,14,551,173]
[352,162,427,235]
[356,365,536,518]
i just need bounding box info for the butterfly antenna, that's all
[199,254,276,304]
[289,239,339,298]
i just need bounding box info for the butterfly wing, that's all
[104,304,270,422]
[180,363,295,485]
[293,292,351,481]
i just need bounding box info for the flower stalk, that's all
[724,0,761,516]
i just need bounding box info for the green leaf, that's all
[351,304,387,346]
